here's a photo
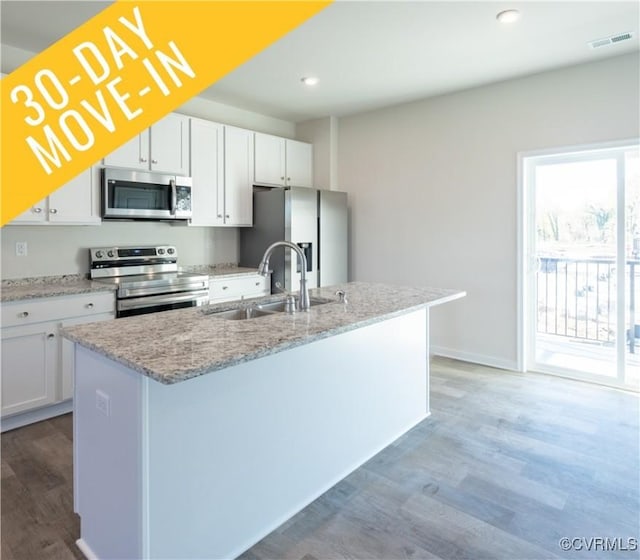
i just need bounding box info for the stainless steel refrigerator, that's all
[240,187,348,293]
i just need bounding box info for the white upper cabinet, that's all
[224,126,254,227]
[254,133,313,188]
[254,133,286,186]
[189,118,224,227]
[10,167,101,225]
[285,139,313,188]
[150,113,189,175]
[102,131,150,170]
[103,113,189,176]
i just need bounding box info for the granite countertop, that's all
[1,275,117,302]
[63,282,465,385]
[182,264,260,278]
[0,265,258,303]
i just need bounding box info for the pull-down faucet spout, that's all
[258,241,310,312]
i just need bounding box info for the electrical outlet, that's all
[96,390,110,417]
[15,241,28,257]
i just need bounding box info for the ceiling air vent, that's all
[588,32,634,49]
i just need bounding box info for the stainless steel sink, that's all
[257,297,333,313]
[204,307,277,320]
[204,297,334,320]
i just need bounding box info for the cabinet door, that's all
[103,131,150,170]
[48,167,101,224]
[150,113,189,175]
[254,132,285,186]
[189,119,224,226]
[224,126,254,227]
[285,140,313,188]
[10,201,47,223]
[1,322,57,417]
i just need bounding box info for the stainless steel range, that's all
[90,245,209,317]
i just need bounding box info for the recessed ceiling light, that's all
[301,77,319,86]
[496,9,520,24]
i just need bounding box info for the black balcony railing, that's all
[537,257,640,352]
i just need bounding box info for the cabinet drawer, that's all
[2,292,115,328]
[209,275,270,303]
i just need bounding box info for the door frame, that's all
[517,138,640,388]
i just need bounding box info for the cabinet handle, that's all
[152,159,158,164]
[49,208,58,214]
[280,176,284,180]
[47,333,55,339]
[33,207,42,213]
[225,214,230,219]
[287,177,291,181]
[140,157,148,163]
[19,311,29,318]
[217,214,222,218]
[86,303,94,309]
[222,286,228,290]
[255,282,260,286]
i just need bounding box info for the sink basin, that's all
[204,297,334,320]
[258,297,333,313]
[205,307,277,320]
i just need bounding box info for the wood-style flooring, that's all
[2,358,639,560]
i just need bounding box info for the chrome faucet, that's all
[258,241,310,312]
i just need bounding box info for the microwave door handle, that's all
[170,179,177,215]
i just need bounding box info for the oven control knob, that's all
[95,251,103,259]
[158,248,165,255]
[107,250,115,258]
[167,248,175,255]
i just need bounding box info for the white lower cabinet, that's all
[209,274,270,303]
[1,321,58,417]
[1,292,115,430]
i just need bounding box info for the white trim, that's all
[431,346,518,372]
[516,152,526,372]
[76,539,98,560]
[519,138,640,160]
[616,152,626,383]
[0,400,72,432]
[529,362,638,393]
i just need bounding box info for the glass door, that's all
[524,142,640,391]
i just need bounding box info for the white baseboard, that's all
[431,345,519,372]
[76,539,98,560]
[1,400,72,432]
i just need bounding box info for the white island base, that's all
[73,309,430,559]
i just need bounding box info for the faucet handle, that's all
[335,290,348,304]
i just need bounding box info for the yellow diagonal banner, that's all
[0,0,332,225]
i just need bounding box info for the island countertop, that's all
[62,282,465,385]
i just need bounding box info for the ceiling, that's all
[1,1,638,122]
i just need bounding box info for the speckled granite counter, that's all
[1,265,257,303]
[63,282,465,385]
[182,264,260,278]
[1,275,116,302]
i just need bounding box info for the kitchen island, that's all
[63,282,464,560]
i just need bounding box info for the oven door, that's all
[103,168,176,220]
[117,290,209,318]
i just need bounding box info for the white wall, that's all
[338,53,640,369]
[1,223,238,279]
[1,44,295,280]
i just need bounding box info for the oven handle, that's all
[117,289,209,311]
[170,178,177,215]
[119,280,209,298]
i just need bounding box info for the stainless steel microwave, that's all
[102,168,192,221]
